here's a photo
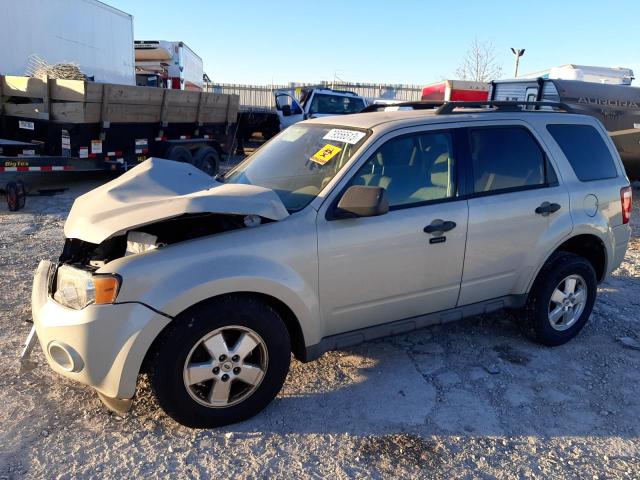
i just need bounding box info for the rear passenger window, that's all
[470,127,549,194]
[547,124,618,181]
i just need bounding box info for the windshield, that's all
[310,94,365,114]
[223,124,369,211]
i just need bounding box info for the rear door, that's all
[458,122,572,306]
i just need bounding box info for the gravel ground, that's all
[1,173,639,479]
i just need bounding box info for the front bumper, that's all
[28,260,171,405]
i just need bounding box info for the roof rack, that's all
[361,101,443,113]
[434,100,574,115]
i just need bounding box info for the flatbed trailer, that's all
[0,75,239,209]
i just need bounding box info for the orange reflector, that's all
[93,276,120,304]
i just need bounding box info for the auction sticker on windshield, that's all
[323,129,366,145]
[311,144,342,165]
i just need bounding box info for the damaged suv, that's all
[24,102,632,428]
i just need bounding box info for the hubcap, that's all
[183,326,268,408]
[548,274,588,331]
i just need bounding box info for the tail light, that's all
[621,186,632,224]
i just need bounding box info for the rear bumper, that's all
[610,224,632,275]
[30,260,171,401]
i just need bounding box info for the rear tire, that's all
[165,145,193,164]
[149,295,291,428]
[524,252,597,346]
[192,146,220,176]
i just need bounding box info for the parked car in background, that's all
[22,101,631,428]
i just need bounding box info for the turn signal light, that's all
[93,276,121,305]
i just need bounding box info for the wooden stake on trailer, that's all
[100,83,111,140]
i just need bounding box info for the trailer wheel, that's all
[6,182,19,212]
[165,146,193,164]
[16,181,26,210]
[192,147,220,176]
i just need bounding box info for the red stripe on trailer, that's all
[40,165,53,171]
[17,166,29,172]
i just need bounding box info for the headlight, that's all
[53,265,121,310]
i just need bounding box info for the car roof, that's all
[304,109,594,134]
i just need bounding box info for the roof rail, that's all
[434,100,574,115]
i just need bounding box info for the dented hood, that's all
[64,158,289,244]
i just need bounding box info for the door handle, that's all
[424,219,457,234]
[535,202,561,215]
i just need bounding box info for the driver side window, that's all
[351,131,456,208]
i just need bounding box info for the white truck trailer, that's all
[134,41,204,91]
[0,0,135,85]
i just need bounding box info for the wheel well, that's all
[244,292,307,361]
[553,234,607,281]
[142,292,307,373]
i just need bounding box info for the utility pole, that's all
[511,48,525,77]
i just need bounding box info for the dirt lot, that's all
[1,173,639,479]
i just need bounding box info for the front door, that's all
[317,129,468,336]
[275,93,304,130]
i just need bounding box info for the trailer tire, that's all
[15,181,26,210]
[192,146,220,176]
[165,146,193,164]
[6,182,19,212]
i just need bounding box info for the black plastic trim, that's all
[113,301,174,319]
[303,294,528,362]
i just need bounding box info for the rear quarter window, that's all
[546,124,618,181]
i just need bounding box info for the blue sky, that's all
[107,0,640,86]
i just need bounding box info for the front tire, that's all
[149,295,291,428]
[525,252,597,346]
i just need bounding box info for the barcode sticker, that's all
[323,129,366,145]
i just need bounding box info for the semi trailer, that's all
[134,41,204,91]
[0,0,135,85]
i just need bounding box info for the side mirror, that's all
[335,186,389,218]
[281,104,292,117]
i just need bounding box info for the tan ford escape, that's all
[22,102,632,428]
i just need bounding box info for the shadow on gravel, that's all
[126,310,640,439]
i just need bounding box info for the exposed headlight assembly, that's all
[53,265,121,310]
